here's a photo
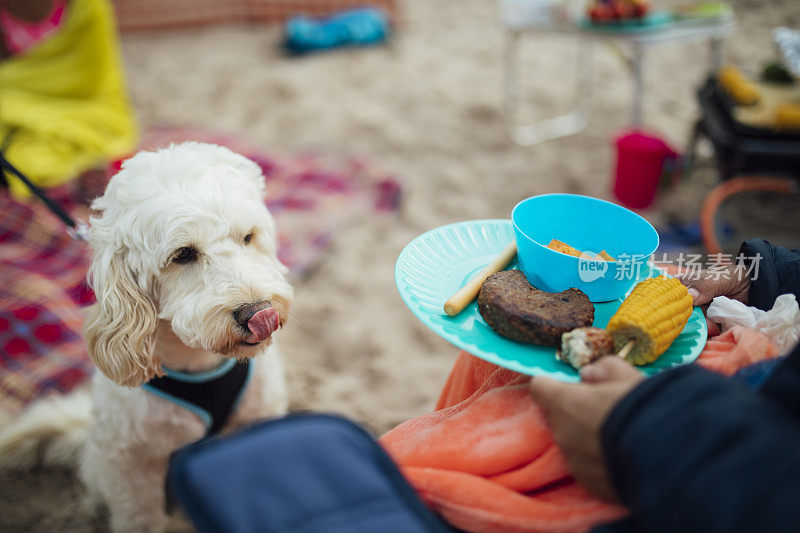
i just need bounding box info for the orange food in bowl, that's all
[546,239,616,261]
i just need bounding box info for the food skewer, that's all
[444,241,517,316]
[562,277,692,369]
[607,276,693,365]
[616,339,635,360]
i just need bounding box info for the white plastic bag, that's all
[706,296,764,330]
[707,294,800,354]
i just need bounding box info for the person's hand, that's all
[529,356,644,502]
[676,264,750,306]
[676,264,751,336]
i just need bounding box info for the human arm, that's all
[739,238,800,311]
[531,349,800,532]
[601,351,800,532]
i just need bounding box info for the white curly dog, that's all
[0,142,293,532]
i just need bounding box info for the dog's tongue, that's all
[245,308,280,343]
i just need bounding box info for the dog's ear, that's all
[207,144,267,196]
[83,249,161,387]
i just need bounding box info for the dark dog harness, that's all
[142,359,252,436]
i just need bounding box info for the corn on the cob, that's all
[607,275,693,366]
[718,65,760,106]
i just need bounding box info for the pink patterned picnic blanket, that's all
[0,128,401,415]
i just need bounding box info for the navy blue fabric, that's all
[732,356,784,389]
[739,239,800,311]
[144,360,251,436]
[759,346,800,420]
[168,414,451,533]
[594,341,800,532]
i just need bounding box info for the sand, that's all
[2,0,800,528]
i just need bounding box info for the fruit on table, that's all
[775,103,800,130]
[606,275,693,366]
[588,0,649,22]
[718,65,761,106]
[589,2,613,21]
[762,61,796,85]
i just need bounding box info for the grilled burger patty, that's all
[477,269,594,346]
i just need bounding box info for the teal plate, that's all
[395,219,707,382]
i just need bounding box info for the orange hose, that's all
[701,176,798,254]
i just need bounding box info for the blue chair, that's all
[167,413,452,533]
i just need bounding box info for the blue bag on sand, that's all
[283,7,389,54]
[167,414,452,533]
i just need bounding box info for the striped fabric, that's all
[112,0,398,31]
[0,127,401,416]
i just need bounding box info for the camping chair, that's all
[167,414,453,533]
[684,77,800,254]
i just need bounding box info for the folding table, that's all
[501,7,736,144]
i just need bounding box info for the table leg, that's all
[631,41,644,126]
[503,32,592,145]
[503,30,521,120]
[709,37,724,72]
[577,35,593,110]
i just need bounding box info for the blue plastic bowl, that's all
[511,194,659,302]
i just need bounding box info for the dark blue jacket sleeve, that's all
[739,239,800,311]
[600,354,800,532]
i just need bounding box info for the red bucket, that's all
[613,130,677,209]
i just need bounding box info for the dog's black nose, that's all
[233,302,269,329]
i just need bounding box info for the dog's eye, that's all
[172,246,198,264]
[243,232,254,245]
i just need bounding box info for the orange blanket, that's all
[380,326,779,533]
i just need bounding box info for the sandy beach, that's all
[2,0,800,528]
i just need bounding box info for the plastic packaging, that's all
[707,294,800,354]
